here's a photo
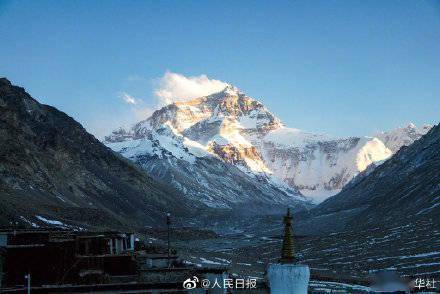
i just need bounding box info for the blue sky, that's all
[0,0,439,138]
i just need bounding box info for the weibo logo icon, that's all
[183,276,199,289]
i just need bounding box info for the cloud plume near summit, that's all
[154,71,229,106]
[89,72,228,139]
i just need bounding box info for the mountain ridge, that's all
[0,78,195,229]
[105,86,431,204]
[297,123,439,234]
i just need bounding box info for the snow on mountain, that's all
[105,85,426,204]
[255,134,392,203]
[301,123,440,234]
[374,123,432,153]
[105,86,309,211]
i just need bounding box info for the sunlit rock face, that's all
[105,86,426,204]
[267,264,310,294]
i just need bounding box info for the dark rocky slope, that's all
[297,123,439,234]
[0,78,193,230]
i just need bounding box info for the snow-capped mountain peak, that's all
[219,84,242,96]
[105,88,430,204]
[106,86,282,142]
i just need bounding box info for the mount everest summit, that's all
[105,85,431,205]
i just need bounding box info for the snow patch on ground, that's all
[20,216,39,228]
[34,215,84,231]
[35,215,65,226]
[200,257,224,265]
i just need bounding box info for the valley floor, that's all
[145,216,439,291]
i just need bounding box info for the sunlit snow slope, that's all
[105,85,430,204]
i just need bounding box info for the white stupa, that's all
[267,209,310,294]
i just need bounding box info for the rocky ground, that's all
[142,214,439,292]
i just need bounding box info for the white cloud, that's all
[119,91,153,119]
[154,71,229,106]
[89,72,227,140]
[120,92,138,105]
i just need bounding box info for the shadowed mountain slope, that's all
[0,78,194,230]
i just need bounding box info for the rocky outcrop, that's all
[208,142,263,166]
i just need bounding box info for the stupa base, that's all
[267,263,310,294]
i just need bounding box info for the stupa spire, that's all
[279,208,295,263]
[267,207,310,293]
